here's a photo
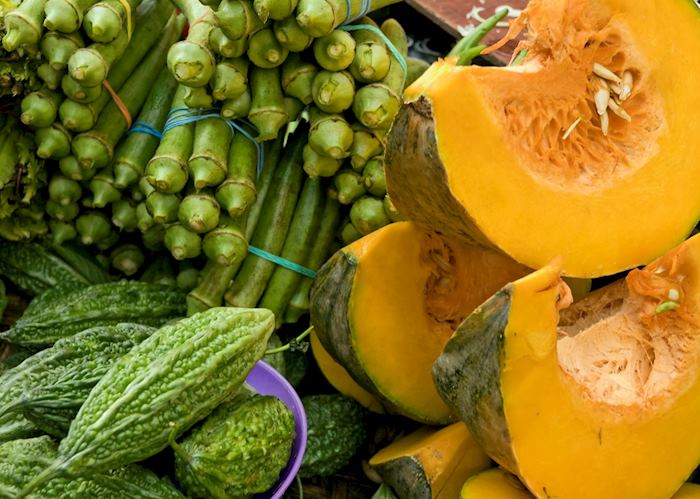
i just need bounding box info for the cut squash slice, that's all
[674,484,700,499]
[434,233,700,499]
[386,0,700,277]
[311,221,529,423]
[370,422,491,499]
[460,468,534,499]
[310,331,385,413]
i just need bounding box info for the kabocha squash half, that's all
[433,233,700,499]
[386,0,700,277]
[369,422,491,499]
[310,221,528,424]
[310,331,384,413]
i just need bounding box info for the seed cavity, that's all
[608,99,631,122]
[591,63,635,137]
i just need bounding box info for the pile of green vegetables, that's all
[0,245,373,497]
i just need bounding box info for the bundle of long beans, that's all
[3,0,503,327]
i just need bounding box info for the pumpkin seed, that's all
[668,288,680,301]
[608,98,631,122]
[592,63,621,84]
[594,88,610,115]
[562,116,582,140]
[600,111,610,136]
[620,71,633,101]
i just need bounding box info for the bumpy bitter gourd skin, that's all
[0,323,154,443]
[1,281,186,347]
[300,394,368,477]
[174,392,296,498]
[0,436,185,498]
[11,324,155,437]
[20,307,275,495]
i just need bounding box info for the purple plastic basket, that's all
[247,360,307,499]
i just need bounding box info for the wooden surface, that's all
[405,0,529,65]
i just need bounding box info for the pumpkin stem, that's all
[448,8,509,65]
[265,326,312,355]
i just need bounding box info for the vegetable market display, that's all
[1,0,700,497]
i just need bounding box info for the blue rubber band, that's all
[127,121,162,139]
[344,0,371,24]
[160,107,266,178]
[248,245,317,279]
[340,24,407,87]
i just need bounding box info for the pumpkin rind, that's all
[370,423,491,499]
[434,234,700,499]
[460,468,534,499]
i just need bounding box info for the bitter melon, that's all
[0,436,184,498]
[0,323,154,442]
[4,324,155,438]
[173,392,296,498]
[19,307,275,496]
[0,242,110,296]
[1,281,186,347]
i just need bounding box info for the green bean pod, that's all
[249,66,288,141]
[210,57,248,100]
[209,27,247,58]
[83,0,140,43]
[339,217,361,244]
[35,123,72,159]
[177,263,200,292]
[75,210,112,245]
[247,28,288,68]
[406,57,430,87]
[349,17,390,83]
[20,87,63,128]
[302,143,341,178]
[202,215,248,266]
[110,244,145,276]
[224,129,304,308]
[295,0,400,37]
[280,54,316,105]
[58,155,94,180]
[182,86,213,109]
[68,28,129,86]
[146,191,180,224]
[362,156,386,197]
[311,69,354,113]
[2,0,47,52]
[165,223,202,260]
[221,88,251,119]
[48,174,81,205]
[284,196,340,323]
[259,175,324,326]
[244,136,282,239]
[273,16,312,52]
[88,165,121,207]
[216,131,258,217]
[188,118,232,189]
[143,86,192,193]
[46,200,80,221]
[253,0,296,22]
[37,63,64,90]
[350,195,390,235]
[136,201,154,232]
[178,191,221,233]
[284,96,304,123]
[139,256,175,284]
[350,125,383,170]
[215,0,263,40]
[113,70,178,189]
[187,257,238,313]
[141,223,166,251]
[308,108,353,159]
[167,0,217,87]
[111,199,138,230]
[40,31,84,70]
[312,29,355,71]
[61,74,102,103]
[333,168,365,204]
[49,220,77,245]
[383,193,403,222]
[43,0,98,33]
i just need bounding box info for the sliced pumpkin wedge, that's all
[674,484,700,499]
[370,422,491,499]
[460,468,534,499]
[310,221,529,423]
[434,233,700,499]
[386,0,700,277]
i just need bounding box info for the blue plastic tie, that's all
[248,245,317,279]
[160,107,266,178]
[127,121,162,139]
[344,0,371,24]
[340,24,407,87]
